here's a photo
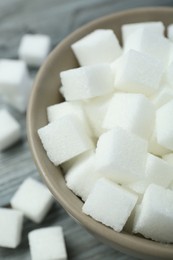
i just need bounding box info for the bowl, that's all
[27,7,173,259]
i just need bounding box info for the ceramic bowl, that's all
[27,7,173,259]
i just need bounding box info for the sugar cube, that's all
[114,50,163,96]
[156,100,173,150]
[95,127,148,184]
[125,180,149,195]
[83,94,111,138]
[151,86,173,108]
[145,153,173,188]
[103,93,155,139]
[162,153,173,167]
[71,29,122,66]
[124,204,142,233]
[122,21,164,45]
[38,115,94,165]
[10,177,54,223]
[83,178,138,232]
[28,226,67,260]
[148,127,170,156]
[167,24,173,41]
[133,184,173,243]
[0,59,31,112]
[0,109,21,151]
[18,34,51,67]
[47,101,91,136]
[0,208,23,248]
[60,150,93,173]
[165,61,173,87]
[65,152,98,201]
[60,64,114,101]
[124,27,172,68]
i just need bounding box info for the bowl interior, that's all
[27,7,173,259]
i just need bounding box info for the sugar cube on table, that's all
[162,153,173,166]
[28,226,67,260]
[124,27,173,68]
[103,92,155,140]
[83,94,111,138]
[148,127,170,156]
[156,100,173,150]
[0,109,21,151]
[47,101,91,136]
[95,127,148,184]
[167,24,173,41]
[0,59,31,112]
[60,64,114,101]
[71,29,122,66]
[121,21,164,45]
[38,115,94,166]
[144,153,173,188]
[18,34,51,67]
[10,177,54,223]
[133,184,173,243]
[65,152,98,201]
[0,208,23,248]
[151,86,173,108]
[114,50,163,96]
[83,178,138,232]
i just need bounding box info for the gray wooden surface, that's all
[0,0,173,259]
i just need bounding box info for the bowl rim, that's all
[27,7,173,259]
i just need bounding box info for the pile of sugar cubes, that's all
[0,34,68,259]
[38,22,173,244]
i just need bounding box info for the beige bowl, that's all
[27,7,173,259]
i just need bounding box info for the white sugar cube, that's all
[47,101,91,136]
[0,208,23,248]
[103,93,155,139]
[167,24,173,41]
[0,109,21,151]
[133,184,173,243]
[10,178,54,223]
[122,21,164,45]
[148,128,170,156]
[71,29,122,66]
[60,150,93,173]
[114,50,163,96]
[124,27,172,68]
[124,204,142,233]
[145,153,173,188]
[151,86,173,108]
[165,61,173,87]
[83,178,138,232]
[162,153,173,166]
[156,100,173,150]
[38,115,94,165]
[18,34,51,67]
[95,127,148,184]
[0,59,31,112]
[60,64,114,101]
[65,152,98,201]
[125,180,149,195]
[84,95,111,138]
[28,226,67,260]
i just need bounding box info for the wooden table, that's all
[0,0,172,259]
